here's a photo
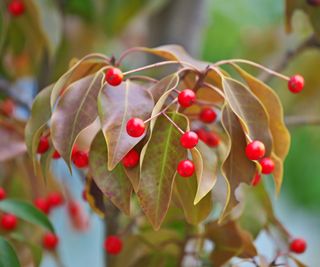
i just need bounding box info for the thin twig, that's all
[163,112,185,134]
[144,99,178,123]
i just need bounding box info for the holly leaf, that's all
[0,237,20,267]
[89,131,132,215]
[138,112,188,230]
[25,84,53,166]
[222,77,273,156]
[0,199,54,232]
[51,72,104,169]
[98,79,154,170]
[220,104,256,220]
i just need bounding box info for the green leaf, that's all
[98,79,154,170]
[89,131,132,215]
[220,104,256,220]
[0,237,20,267]
[173,172,212,225]
[51,72,104,169]
[232,64,290,192]
[138,112,188,230]
[0,199,54,232]
[25,84,53,167]
[193,142,218,204]
[222,77,273,156]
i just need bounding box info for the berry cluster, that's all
[34,192,64,215]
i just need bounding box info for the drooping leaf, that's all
[0,122,26,162]
[51,72,104,169]
[39,144,55,183]
[222,77,273,156]
[193,142,218,204]
[220,104,256,219]
[0,199,54,232]
[149,74,179,103]
[89,131,132,215]
[25,84,53,165]
[138,112,188,230]
[98,80,154,170]
[0,237,20,267]
[232,65,290,192]
[173,172,212,225]
[205,220,257,266]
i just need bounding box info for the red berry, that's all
[8,1,25,17]
[259,157,275,174]
[180,131,199,149]
[245,140,265,161]
[290,238,307,254]
[34,197,51,214]
[206,132,220,147]
[122,149,140,168]
[1,214,17,231]
[43,233,59,250]
[0,187,6,200]
[177,159,195,178]
[105,68,123,86]
[126,118,145,137]
[251,173,261,186]
[0,99,15,116]
[178,89,196,108]
[72,150,89,168]
[195,129,208,143]
[104,235,123,255]
[52,150,61,159]
[68,201,80,217]
[47,192,64,208]
[199,108,217,123]
[37,136,50,154]
[307,0,320,6]
[288,75,304,93]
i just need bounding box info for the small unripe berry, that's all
[34,197,51,214]
[177,159,195,178]
[37,136,50,154]
[199,108,217,123]
[43,233,59,250]
[178,89,196,108]
[105,68,123,86]
[8,1,25,17]
[1,214,17,231]
[126,118,145,137]
[306,0,320,6]
[0,187,6,200]
[288,75,304,93]
[259,157,275,174]
[104,235,123,255]
[180,131,199,149]
[122,149,140,168]
[52,150,61,159]
[251,173,261,186]
[47,192,64,208]
[290,238,307,254]
[245,140,265,161]
[72,150,89,168]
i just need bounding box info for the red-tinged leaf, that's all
[85,176,106,217]
[89,131,132,215]
[192,142,218,204]
[51,72,104,169]
[222,77,273,156]
[220,104,256,220]
[25,84,53,165]
[0,123,26,162]
[205,220,257,266]
[232,64,290,161]
[138,112,188,230]
[98,80,154,170]
[173,172,212,225]
[149,74,179,103]
[50,55,107,107]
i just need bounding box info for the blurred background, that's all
[1,0,320,266]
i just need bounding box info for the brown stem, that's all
[144,99,178,123]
